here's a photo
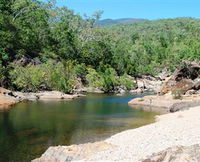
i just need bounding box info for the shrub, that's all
[172,89,183,99]
[74,63,87,83]
[86,68,104,88]
[100,68,118,92]
[86,67,119,92]
[0,62,7,87]
[10,65,45,92]
[10,61,77,93]
[44,61,76,93]
[119,74,136,90]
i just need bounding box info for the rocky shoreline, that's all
[0,87,84,111]
[128,93,200,113]
[0,73,163,111]
[33,63,200,162]
[33,105,200,162]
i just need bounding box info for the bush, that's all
[119,74,136,90]
[86,68,104,88]
[10,61,77,93]
[74,63,87,84]
[86,67,120,92]
[0,62,7,87]
[100,68,118,92]
[45,61,76,93]
[172,89,183,99]
[10,65,45,92]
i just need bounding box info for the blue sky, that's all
[45,0,200,20]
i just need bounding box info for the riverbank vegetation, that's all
[1,0,200,93]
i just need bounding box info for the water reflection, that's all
[0,93,158,162]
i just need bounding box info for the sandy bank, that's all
[33,105,200,162]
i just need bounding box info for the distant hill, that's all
[96,18,148,26]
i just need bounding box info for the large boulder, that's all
[160,63,200,95]
[135,75,163,93]
[0,87,12,95]
[161,78,194,95]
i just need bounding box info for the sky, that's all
[45,0,200,20]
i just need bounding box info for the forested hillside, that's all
[96,18,147,26]
[1,0,200,93]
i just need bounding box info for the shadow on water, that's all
[0,93,158,162]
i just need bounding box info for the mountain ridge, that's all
[96,18,148,26]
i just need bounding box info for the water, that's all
[0,93,158,162]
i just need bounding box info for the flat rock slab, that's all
[128,94,200,112]
[32,142,115,162]
[0,95,17,111]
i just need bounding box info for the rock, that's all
[12,92,38,101]
[135,76,163,93]
[0,95,17,111]
[32,142,114,162]
[0,87,12,95]
[185,89,196,95]
[157,69,172,80]
[129,94,200,113]
[194,80,200,90]
[0,88,83,110]
[119,88,126,94]
[82,88,104,93]
[161,78,194,95]
[141,144,200,162]
[161,63,200,95]
[130,88,143,94]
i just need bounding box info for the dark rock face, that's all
[161,63,200,95]
[141,144,200,162]
[194,81,200,90]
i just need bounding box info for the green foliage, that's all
[74,63,87,79]
[172,89,183,100]
[10,65,45,92]
[2,0,200,92]
[45,61,76,93]
[119,74,136,90]
[0,62,7,87]
[100,68,118,92]
[86,68,104,89]
[86,68,135,92]
[10,61,76,93]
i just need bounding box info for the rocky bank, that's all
[33,63,200,162]
[33,106,200,162]
[128,93,200,113]
[129,62,200,112]
[0,88,84,111]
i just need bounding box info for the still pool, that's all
[0,93,158,162]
